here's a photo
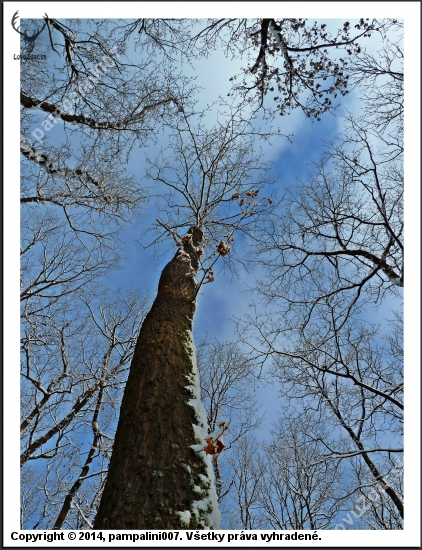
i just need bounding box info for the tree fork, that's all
[94,226,219,529]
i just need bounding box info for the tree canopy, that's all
[10,11,411,534]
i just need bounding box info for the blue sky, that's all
[93,75,384,440]
[5,2,421,541]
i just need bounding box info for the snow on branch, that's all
[21,90,180,130]
[268,20,292,67]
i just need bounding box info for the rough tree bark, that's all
[94,226,219,530]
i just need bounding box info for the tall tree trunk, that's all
[94,227,220,530]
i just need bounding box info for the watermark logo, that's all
[12,11,47,60]
[11,10,46,43]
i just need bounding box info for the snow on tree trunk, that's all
[94,226,221,530]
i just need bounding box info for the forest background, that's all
[3,1,421,545]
